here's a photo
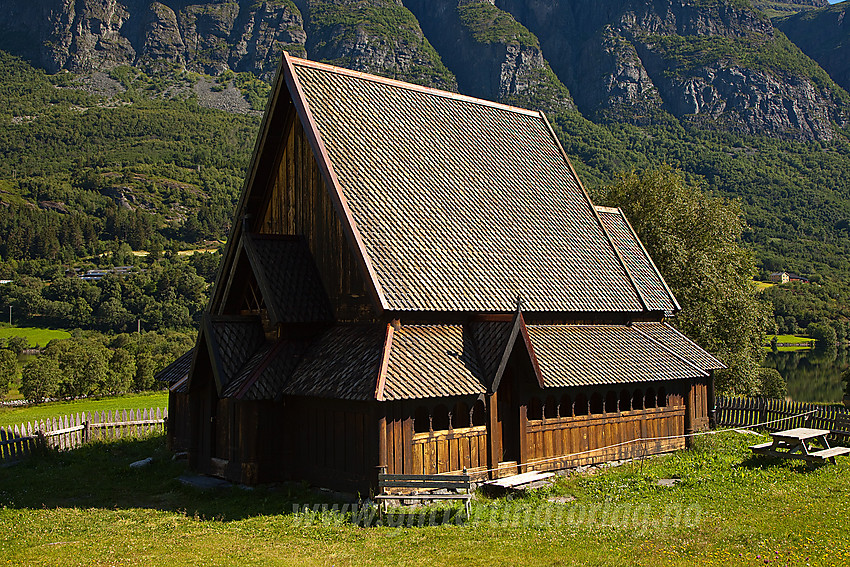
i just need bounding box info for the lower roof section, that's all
[526,325,708,389]
[170,318,719,401]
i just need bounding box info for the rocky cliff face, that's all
[302,0,457,90]
[496,0,848,140]
[0,0,848,140]
[0,0,307,79]
[777,3,850,95]
[402,0,573,113]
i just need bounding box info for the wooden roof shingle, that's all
[633,322,726,371]
[595,206,679,315]
[242,234,334,324]
[382,325,487,401]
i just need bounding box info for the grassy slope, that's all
[0,391,168,428]
[0,432,848,565]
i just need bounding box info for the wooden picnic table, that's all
[750,427,850,464]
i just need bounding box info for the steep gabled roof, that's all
[241,234,333,324]
[288,57,646,313]
[595,206,679,315]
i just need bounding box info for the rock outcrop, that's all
[496,0,849,140]
[0,0,307,79]
[402,0,573,113]
[777,3,850,95]
[303,0,457,91]
[0,0,848,140]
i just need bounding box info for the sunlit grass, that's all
[0,431,847,565]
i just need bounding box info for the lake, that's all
[763,346,848,403]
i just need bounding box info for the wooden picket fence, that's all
[0,407,167,462]
[715,396,849,439]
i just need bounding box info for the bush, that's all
[756,367,786,398]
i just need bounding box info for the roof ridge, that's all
[289,56,542,118]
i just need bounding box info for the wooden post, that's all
[377,407,387,484]
[518,404,528,473]
[488,390,500,479]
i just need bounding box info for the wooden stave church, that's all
[161,53,724,493]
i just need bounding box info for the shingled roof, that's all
[595,206,678,315]
[242,234,333,324]
[284,56,659,314]
[633,322,726,371]
[526,325,708,388]
[194,318,716,402]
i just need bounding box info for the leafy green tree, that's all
[757,368,786,399]
[106,349,136,395]
[20,356,60,403]
[807,322,838,350]
[0,348,18,399]
[5,335,28,356]
[605,166,773,395]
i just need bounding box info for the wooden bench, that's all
[374,470,472,516]
[809,446,850,465]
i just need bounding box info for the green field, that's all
[0,431,848,566]
[0,325,71,348]
[0,391,168,428]
[765,335,816,351]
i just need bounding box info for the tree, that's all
[5,335,28,356]
[0,348,18,399]
[605,166,773,395]
[807,322,838,350]
[106,349,136,395]
[20,356,60,403]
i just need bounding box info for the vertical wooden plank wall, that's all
[384,401,489,477]
[522,406,686,471]
[258,115,372,322]
[290,397,374,492]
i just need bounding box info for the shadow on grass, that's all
[738,453,826,472]
[0,434,331,522]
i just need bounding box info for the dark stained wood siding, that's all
[286,396,376,493]
[383,400,489,478]
[258,114,373,323]
[687,377,711,434]
[167,391,192,453]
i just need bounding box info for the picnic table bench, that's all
[374,468,472,516]
[750,427,850,464]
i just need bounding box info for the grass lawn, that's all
[755,281,775,291]
[0,391,168,428]
[0,432,848,566]
[0,325,71,347]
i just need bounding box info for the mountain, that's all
[2,0,848,141]
[776,2,850,93]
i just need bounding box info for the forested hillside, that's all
[0,0,849,340]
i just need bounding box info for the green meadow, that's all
[0,431,847,566]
